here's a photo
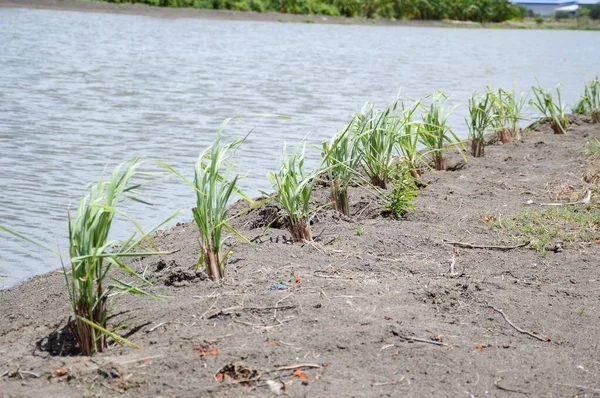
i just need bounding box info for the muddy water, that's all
[0,7,598,286]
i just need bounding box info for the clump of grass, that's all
[494,88,527,141]
[161,126,252,280]
[466,91,495,157]
[396,99,424,177]
[491,205,600,255]
[586,137,600,159]
[419,92,463,171]
[66,159,179,355]
[3,159,180,356]
[529,84,569,134]
[582,76,600,123]
[354,101,400,189]
[321,119,362,216]
[268,143,317,242]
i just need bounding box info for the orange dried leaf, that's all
[51,368,69,378]
[321,363,328,368]
[384,315,392,321]
[269,341,281,346]
[216,373,224,381]
[209,348,219,356]
[295,277,301,283]
[292,369,309,379]
[475,344,484,350]
[545,335,551,342]
[193,346,207,356]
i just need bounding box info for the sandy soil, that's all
[0,0,477,27]
[1,117,599,397]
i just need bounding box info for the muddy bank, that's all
[1,116,599,397]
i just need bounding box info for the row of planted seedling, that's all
[1,77,599,356]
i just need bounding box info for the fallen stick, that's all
[443,240,530,251]
[391,330,447,346]
[263,363,321,374]
[494,377,527,394]
[488,305,547,342]
[552,382,600,393]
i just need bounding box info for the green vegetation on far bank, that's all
[98,0,524,22]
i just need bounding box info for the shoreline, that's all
[1,116,599,396]
[2,0,599,30]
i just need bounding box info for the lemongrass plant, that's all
[2,159,180,356]
[160,127,252,280]
[66,159,180,355]
[354,101,401,189]
[321,119,362,217]
[583,76,600,123]
[497,88,527,140]
[529,84,569,134]
[419,91,463,171]
[466,91,495,157]
[396,99,424,177]
[268,143,318,242]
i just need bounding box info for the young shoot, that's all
[583,76,600,122]
[268,143,317,242]
[321,118,362,216]
[466,91,495,157]
[396,99,424,177]
[159,121,252,280]
[530,84,569,134]
[354,101,402,189]
[66,159,179,355]
[419,92,462,171]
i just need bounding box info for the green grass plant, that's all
[159,124,252,280]
[321,118,362,216]
[529,84,569,134]
[496,88,527,140]
[353,101,399,189]
[419,92,463,171]
[491,205,600,255]
[3,159,180,356]
[395,99,424,177]
[466,91,495,157]
[70,158,185,355]
[582,76,600,122]
[268,142,318,242]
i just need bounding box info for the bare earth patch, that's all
[1,116,599,397]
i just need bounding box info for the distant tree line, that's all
[103,0,524,22]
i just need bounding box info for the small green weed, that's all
[356,224,365,236]
[386,167,418,218]
[491,205,600,254]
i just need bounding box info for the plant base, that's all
[434,157,447,171]
[288,218,312,243]
[371,176,386,190]
[331,188,350,217]
[204,248,223,280]
[471,138,484,158]
[512,127,521,140]
[551,120,567,134]
[70,299,107,356]
[592,111,600,124]
[498,128,512,144]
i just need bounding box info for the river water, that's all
[0,7,598,287]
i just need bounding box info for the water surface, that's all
[1,7,598,286]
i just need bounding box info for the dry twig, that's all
[443,240,530,251]
[488,305,548,342]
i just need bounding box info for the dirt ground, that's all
[1,116,599,397]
